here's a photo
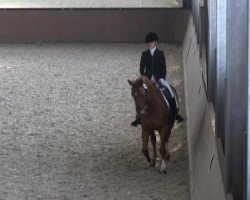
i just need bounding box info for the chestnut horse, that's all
[128,75,176,173]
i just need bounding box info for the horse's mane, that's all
[139,75,152,85]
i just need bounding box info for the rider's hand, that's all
[159,78,165,83]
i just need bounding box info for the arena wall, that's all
[183,15,228,200]
[0,9,189,43]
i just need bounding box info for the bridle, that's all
[136,84,150,116]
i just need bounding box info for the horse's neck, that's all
[148,84,165,108]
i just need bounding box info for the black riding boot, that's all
[131,117,141,127]
[175,114,184,123]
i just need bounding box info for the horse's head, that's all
[128,77,150,116]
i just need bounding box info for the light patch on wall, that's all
[0,0,21,8]
[21,0,62,8]
[0,0,183,8]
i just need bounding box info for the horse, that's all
[128,75,176,173]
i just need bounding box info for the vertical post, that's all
[201,0,208,87]
[216,0,226,146]
[191,0,195,22]
[192,0,199,36]
[199,0,208,91]
[183,0,192,9]
[197,0,201,44]
[247,0,250,199]
[225,0,248,199]
[207,0,216,103]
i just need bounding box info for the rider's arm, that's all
[140,52,146,75]
[160,52,167,79]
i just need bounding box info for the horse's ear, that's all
[128,79,134,86]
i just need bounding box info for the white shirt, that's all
[149,47,156,56]
[149,47,157,81]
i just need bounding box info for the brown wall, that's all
[0,9,190,43]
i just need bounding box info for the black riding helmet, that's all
[145,32,159,43]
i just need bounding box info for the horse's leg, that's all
[159,129,171,173]
[149,132,157,167]
[142,131,151,163]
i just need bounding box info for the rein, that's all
[136,85,151,116]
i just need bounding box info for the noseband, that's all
[136,84,150,116]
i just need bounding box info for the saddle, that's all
[156,79,179,115]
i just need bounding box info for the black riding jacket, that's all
[139,48,167,81]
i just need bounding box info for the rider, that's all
[131,32,184,127]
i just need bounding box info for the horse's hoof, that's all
[155,159,161,167]
[160,168,167,174]
[160,169,167,174]
[160,160,167,173]
[149,160,156,167]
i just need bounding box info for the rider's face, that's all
[147,41,157,49]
